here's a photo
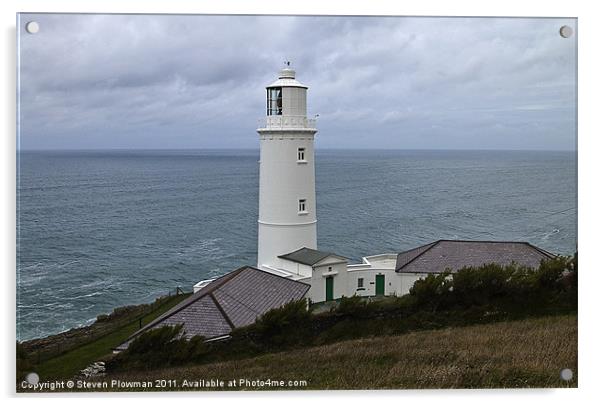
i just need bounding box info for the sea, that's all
[16,149,577,341]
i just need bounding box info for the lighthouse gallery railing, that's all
[257,116,317,130]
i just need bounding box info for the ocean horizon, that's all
[16,148,577,341]
[18,147,577,152]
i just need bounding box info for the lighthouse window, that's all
[267,87,282,116]
[297,147,306,162]
[358,278,364,288]
[298,199,307,213]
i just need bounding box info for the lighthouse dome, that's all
[279,67,296,79]
[267,64,308,89]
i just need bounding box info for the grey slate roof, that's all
[115,266,310,351]
[395,240,555,274]
[278,247,347,266]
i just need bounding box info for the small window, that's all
[358,278,364,288]
[298,199,307,213]
[328,266,332,272]
[297,147,306,162]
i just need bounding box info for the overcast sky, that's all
[18,14,576,150]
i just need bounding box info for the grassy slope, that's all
[34,294,191,380]
[107,313,577,390]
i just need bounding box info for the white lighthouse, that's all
[257,65,318,269]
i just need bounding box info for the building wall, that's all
[306,260,348,303]
[399,273,430,296]
[288,251,437,303]
[263,259,434,304]
[306,268,429,302]
[297,266,437,303]
[274,257,313,278]
[303,258,428,302]
[346,269,401,297]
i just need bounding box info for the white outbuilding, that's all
[264,240,555,304]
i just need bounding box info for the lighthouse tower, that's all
[257,65,318,269]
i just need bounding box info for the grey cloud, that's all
[18,14,576,150]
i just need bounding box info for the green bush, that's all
[409,272,452,311]
[408,256,576,314]
[252,299,311,347]
[107,324,208,372]
[451,264,521,307]
[535,255,573,289]
[562,253,578,305]
[16,342,32,382]
[335,295,369,316]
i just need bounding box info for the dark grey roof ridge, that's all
[397,240,439,255]
[209,293,235,330]
[395,240,441,272]
[522,242,557,259]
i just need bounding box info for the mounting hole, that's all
[25,21,40,34]
[560,368,573,381]
[26,372,39,385]
[559,25,573,38]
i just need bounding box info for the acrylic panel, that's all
[16,13,577,392]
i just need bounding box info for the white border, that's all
[3,0,600,404]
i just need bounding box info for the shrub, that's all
[107,324,208,371]
[409,272,452,311]
[252,299,311,348]
[561,253,578,305]
[16,342,32,382]
[405,255,577,315]
[536,255,573,290]
[335,295,368,316]
[451,263,521,308]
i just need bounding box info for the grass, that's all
[98,313,577,390]
[32,293,191,380]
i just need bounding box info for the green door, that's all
[325,276,334,301]
[375,275,385,296]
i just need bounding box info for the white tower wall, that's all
[257,67,318,269]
